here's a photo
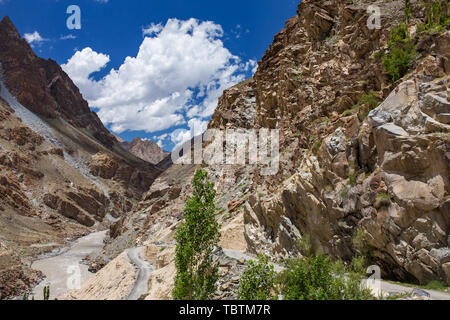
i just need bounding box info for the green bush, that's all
[278,255,374,300]
[382,42,417,82]
[425,280,448,291]
[172,170,221,300]
[340,185,349,198]
[383,23,417,82]
[388,23,409,47]
[237,255,277,300]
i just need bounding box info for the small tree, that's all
[238,255,277,300]
[172,170,221,300]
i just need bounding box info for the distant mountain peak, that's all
[121,137,169,165]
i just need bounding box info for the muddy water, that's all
[30,231,107,300]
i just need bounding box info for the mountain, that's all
[64,0,449,300]
[0,16,163,299]
[121,138,169,165]
[0,17,116,148]
[1,0,450,301]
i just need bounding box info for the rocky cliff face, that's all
[121,138,169,165]
[222,0,449,285]
[0,16,116,148]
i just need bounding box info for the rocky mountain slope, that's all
[64,0,449,300]
[121,138,169,165]
[0,17,116,148]
[0,17,164,299]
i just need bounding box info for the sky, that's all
[0,0,299,151]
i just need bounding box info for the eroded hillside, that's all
[0,17,164,299]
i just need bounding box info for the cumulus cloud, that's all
[142,23,163,36]
[62,47,110,102]
[24,31,47,46]
[63,18,254,147]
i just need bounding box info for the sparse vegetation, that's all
[387,279,449,293]
[358,92,381,111]
[377,193,391,202]
[341,185,349,198]
[297,234,315,258]
[22,286,50,300]
[348,172,359,187]
[382,23,417,82]
[312,140,322,155]
[418,0,450,33]
[277,254,374,300]
[172,170,221,300]
[352,229,372,263]
[237,255,277,300]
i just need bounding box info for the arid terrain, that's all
[0,0,449,300]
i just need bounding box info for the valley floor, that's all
[25,233,450,300]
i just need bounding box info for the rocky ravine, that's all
[1,0,449,300]
[63,0,449,301]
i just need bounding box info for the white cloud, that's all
[142,23,163,36]
[62,18,253,140]
[62,47,110,102]
[24,31,47,46]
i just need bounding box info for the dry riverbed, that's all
[28,230,107,300]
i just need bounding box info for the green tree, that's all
[172,169,221,300]
[238,255,277,300]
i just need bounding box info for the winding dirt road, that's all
[126,247,154,300]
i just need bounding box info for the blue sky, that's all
[0,0,298,151]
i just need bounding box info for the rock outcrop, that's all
[121,138,169,165]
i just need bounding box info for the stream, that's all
[29,231,107,300]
